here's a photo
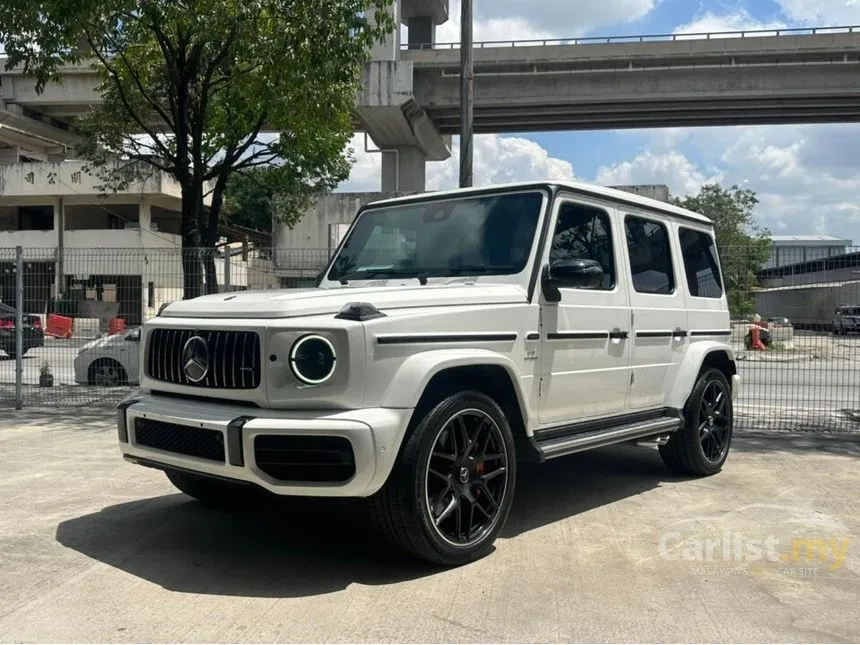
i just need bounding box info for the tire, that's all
[88,358,127,387]
[165,469,256,508]
[659,367,734,477]
[368,390,517,566]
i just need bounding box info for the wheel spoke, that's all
[479,465,507,482]
[475,481,499,511]
[434,495,458,526]
[428,467,450,482]
[454,416,469,457]
[432,450,456,461]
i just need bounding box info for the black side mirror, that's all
[542,259,604,302]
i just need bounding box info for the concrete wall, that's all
[755,282,860,327]
[611,184,671,202]
[758,264,860,288]
[0,161,182,201]
[274,192,406,264]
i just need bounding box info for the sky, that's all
[339,0,860,244]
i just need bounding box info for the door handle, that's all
[609,329,629,340]
[673,329,688,339]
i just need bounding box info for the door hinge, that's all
[630,372,635,385]
[538,378,543,397]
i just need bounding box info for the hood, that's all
[159,283,528,319]
[80,333,125,351]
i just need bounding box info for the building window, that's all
[625,215,675,295]
[679,227,723,298]
[18,206,54,231]
[549,202,615,289]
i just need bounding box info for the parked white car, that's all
[75,327,141,386]
[117,180,739,565]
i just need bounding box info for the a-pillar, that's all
[381,146,427,193]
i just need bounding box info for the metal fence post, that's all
[224,251,232,292]
[15,245,24,410]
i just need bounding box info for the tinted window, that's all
[625,216,675,295]
[327,191,543,282]
[549,203,615,289]
[679,227,723,298]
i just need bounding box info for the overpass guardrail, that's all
[405,24,860,50]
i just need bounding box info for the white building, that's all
[0,160,251,327]
[763,235,853,269]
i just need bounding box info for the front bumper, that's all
[118,392,413,498]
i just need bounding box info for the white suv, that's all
[117,181,740,565]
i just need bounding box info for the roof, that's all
[770,235,852,245]
[755,279,860,292]
[364,180,713,225]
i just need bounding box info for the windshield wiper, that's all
[434,264,517,277]
[339,269,428,286]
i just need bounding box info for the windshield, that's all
[326,191,545,283]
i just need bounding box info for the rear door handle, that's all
[609,330,629,340]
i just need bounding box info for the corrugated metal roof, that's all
[770,235,852,245]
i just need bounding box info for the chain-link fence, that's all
[2,244,859,433]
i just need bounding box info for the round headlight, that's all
[289,334,336,385]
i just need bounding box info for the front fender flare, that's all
[667,341,737,410]
[380,348,528,416]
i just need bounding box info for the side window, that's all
[549,202,615,290]
[625,215,675,295]
[678,227,723,298]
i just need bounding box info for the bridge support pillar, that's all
[381,146,427,192]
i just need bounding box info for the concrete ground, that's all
[0,410,858,643]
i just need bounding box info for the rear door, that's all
[622,212,687,411]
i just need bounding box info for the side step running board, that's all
[534,416,683,461]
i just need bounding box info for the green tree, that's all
[0,0,394,298]
[224,168,276,233]
[673,184,771,318]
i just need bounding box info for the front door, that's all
[538,197,631,426]
[622,212,687,411]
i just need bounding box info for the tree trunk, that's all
[201,177,228,296]
[181,185,203,300]
[203,247,219,295]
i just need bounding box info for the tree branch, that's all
[83,31,173,162]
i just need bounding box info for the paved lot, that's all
[1,409,857,643]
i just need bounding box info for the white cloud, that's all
[775,0,860,25]
[471,0,660,37]
[425,0,660,45]
[595,150,722,196]
[598,125,860,243]
[673,10,787,37]
[339,133,575,192]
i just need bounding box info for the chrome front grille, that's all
[146,328,261,390]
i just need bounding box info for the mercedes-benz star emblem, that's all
[182,335,210,383]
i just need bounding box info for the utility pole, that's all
[459,0,474,188]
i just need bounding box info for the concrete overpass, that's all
[3,0,860,190]
[405,29,860,132]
